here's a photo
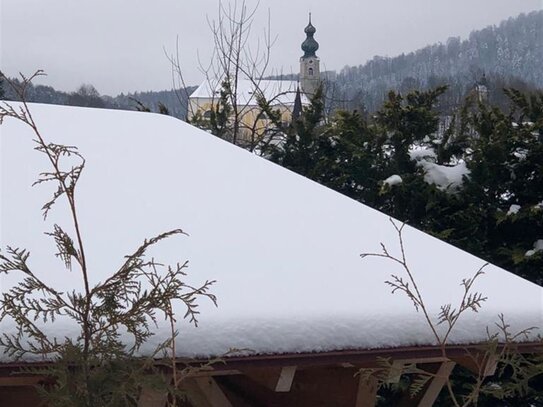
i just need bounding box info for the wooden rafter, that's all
[191,376,232,407]
[242,365,297,392]
[0,376,45,386]
[417,361,456,407]
[386,357,449,383]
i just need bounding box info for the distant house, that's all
[187,16,321,144]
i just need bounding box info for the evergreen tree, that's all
[272,86,325,177]
[272,86,543,405]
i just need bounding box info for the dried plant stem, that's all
[0,71,218,406]
[361,218,493,407]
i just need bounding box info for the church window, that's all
[308,67,314,76]
[203,110,212,119]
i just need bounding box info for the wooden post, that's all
[417,361,456,407]
[355,375,378,407]
[193,376,233,407]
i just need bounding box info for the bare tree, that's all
[167,0,299,152]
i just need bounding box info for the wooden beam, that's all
[180,379,212,407]
[417,361,456,407]
[187,369,242,378]
[193,376,233,407]
[483,355,498,377]
[242,365,297,392]
[0,376,45,386]
[275,366,297,392]
[137,387,168,407]
[386,357,448,383]
[355,375,378,407]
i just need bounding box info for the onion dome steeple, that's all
[299,13,321,97]
[301,13,319,58]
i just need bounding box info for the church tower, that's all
[300,14,321,98]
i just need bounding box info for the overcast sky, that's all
[1,0,541,96]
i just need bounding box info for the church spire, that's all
[301,13,319,58]
[299,14,321,97]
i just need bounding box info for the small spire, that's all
[293,86,302,120]
[309,12,311,24]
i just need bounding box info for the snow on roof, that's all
[1,104,542,360]
[189,78,309,107]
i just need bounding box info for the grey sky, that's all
[1,0,541,96]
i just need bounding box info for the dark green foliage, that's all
[272,84,543,404]
[67,85,106,108]
[375,87,447,174]
[189,79,233,141]
[271,86,325,177]
[157,102,170,115]
[131,97,152,112]
[131,98,171,116]
[276,84,543,284]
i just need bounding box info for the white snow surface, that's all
[419,161,469,190]
[1,104,542,361]
[507,204,521,216]
[409,147,437,162]
[383,175,403,186]
[526,240,543,257]
[409,147,469,190]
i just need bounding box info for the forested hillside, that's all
[1,11,541,118]
[331,11,542,112]
[0,78,194,119]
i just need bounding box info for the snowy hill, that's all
[1,104,541,360]
[333,10,543,112]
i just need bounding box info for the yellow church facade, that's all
[187,16,320,145]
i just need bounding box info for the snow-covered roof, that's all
[1,104,541,361]
[189,78,309,107]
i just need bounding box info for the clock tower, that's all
[300,14,321,98]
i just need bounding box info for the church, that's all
[187,16,322,143]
